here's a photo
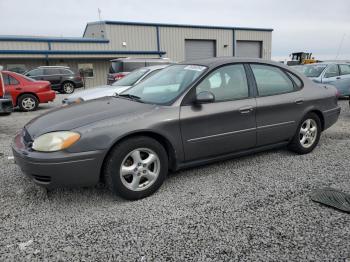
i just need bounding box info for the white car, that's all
[62,65,168,105]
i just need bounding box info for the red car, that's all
[2,71,56,111]
[0,68,13,114]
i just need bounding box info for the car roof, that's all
[38,66,70,68]
[180,57,291,70]
[110,57,171,62]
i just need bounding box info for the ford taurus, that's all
[12,58,340,200]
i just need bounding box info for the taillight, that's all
[76,75,82,81]
[114,73,126,80]
[335,89,340,98]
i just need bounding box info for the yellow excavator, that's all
[287,52,319,66]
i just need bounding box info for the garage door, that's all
[185,40,216,60]
[236,41,262,58]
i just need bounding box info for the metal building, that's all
[0,21,273,87]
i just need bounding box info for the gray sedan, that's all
[12,58,340,200]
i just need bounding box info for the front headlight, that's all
[32,131,80,152]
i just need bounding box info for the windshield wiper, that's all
[116,93,143,102]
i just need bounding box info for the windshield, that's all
[300,64,327,77]
[120,64,207,104]
[112,68,149,87]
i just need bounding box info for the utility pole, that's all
[98,8,104,38]
[335,33,346,60]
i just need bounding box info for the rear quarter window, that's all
[251,64,295,96]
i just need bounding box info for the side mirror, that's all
[196,91,215,104]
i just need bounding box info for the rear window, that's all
[109,61,123,73]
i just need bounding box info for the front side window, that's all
[324,64,339,78]
[121,64,207,104]
[339,64,350,75]
[251,64,294,96]
[26,68,43,77]
[196,64,249,101]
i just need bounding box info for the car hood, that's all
[65,85,131,101]
[25,97,156,138]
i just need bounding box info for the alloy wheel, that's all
[21,97,36,111]
[63,83,74,94]
[299,119,318,148]
[119,148,160,191]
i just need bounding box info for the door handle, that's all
[15,87,21,90]
[295,99,304,105]
[239,106,254,114]
[336,76,341,80]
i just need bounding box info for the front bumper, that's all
[323,106,341,130]
[0,98,13,113]
[12,130,105,188]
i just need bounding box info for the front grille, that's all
[32,174,51,183]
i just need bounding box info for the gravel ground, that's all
[0,95,350,261]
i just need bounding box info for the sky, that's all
[0,0,349,61]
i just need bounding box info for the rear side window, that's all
[324,64,339,78]
[44,68,61,75]
[339,64,350,75]
[251,64,294,96]
[109,61,123,73]
[286,71,303,89]
[3,73,19,85]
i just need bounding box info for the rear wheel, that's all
[18,94,38,111]
[104,136,168,200]
[288,113,321,154]
[62,82,75,94]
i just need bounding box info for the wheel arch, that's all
[100,130,178,181]
[16,92,39,107]
[309,109,325,131]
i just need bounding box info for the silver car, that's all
[297,63,350,96]
[62,65,168,105]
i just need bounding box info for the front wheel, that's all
[288,113,321,154]
[103,136,168,200]
[62,82,75,94]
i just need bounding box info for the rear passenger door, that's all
[43,68,62,88]
[249,64,304,147]
[337,64,350,95]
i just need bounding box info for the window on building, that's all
[251,64,295,96]
[78,63,94,78]
[196,64,249,102]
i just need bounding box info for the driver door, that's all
[180,64,257,161]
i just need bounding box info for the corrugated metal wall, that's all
[235,30,272,59]
[105,24,158,51]
[0,23,272,88]
[159,27,233,61]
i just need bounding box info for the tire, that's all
[18,94,39,112]
[103,136,168,200]
[62,82,75,94]
[288,112,321,154]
